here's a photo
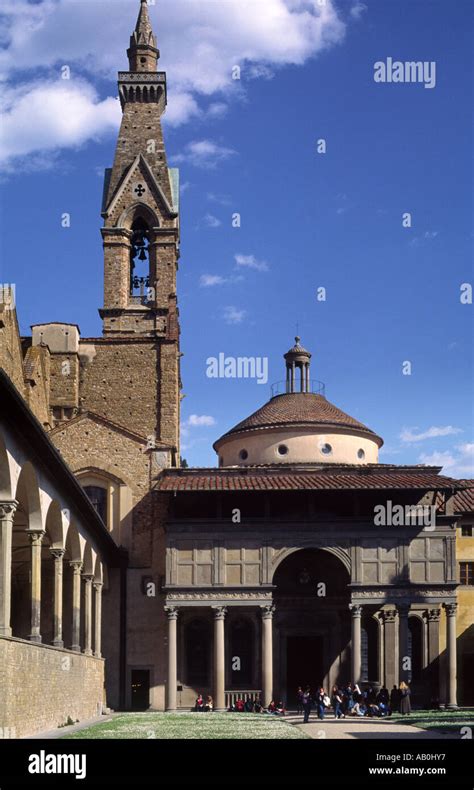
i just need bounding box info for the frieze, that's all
[118,72,166,82]
[166,592,273,601]
[353,589,455,599]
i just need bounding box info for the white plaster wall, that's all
[217,427,380,466]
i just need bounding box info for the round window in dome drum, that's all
[357,448,365,460]
[278,444,289,456]
[320,443,332,455]
[239,449,248,461]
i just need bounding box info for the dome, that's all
[213,339,383,467]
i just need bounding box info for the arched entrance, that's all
[273,548,351,705]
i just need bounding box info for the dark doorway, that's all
[286,636,323,705]
[131,670,150,711]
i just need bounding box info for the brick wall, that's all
[0,636,105,738]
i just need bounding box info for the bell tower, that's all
[100,0,180,338]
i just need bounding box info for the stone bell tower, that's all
[100,0,180,338]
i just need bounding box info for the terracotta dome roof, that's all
[214,392,383,449]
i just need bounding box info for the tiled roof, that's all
[214,393,382,448]
[455,480,474,512]
[157,465,464,493]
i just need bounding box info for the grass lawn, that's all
[61,712,310,740]
[390,708,474,735]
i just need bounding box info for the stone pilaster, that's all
[50,548,65,648]
[444,602,457,709]
[349,603,362,685]
[70,561,83,652]
[382,609,398,689]
[425,607,441,705]
[165,606,179,711]
[93,582,103,658]
[0,501,18,637]
[213,606,227,711]
[261,604,275,706]
[398,604,410,683]
[28,530,45,643]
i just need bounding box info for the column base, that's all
[52,639,64,649]
[0,626,12,637]
[166,707,177,713]
[446,704,458,710]
[28,634,42,643]
[94,651,102,659]
[83,648,93,656]
[71,644,81,652]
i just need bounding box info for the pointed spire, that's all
[135,0,156,46]
[128,0,160,73]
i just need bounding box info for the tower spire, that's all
[128,0,160,72]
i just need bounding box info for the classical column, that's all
[50,548,65,648]
[425,608,440,705]
[382,609,398,689]
[82,573,94,656]
[291,362,295,393]
[93,581,103,658]
[261,604,275,706]
[444,603,458,709]
[165,606,179,711]
[28,530,45,643]
[349,603,362,685]
[70,561,83,652]
[213,606,227,711]
[305,363,310,392]
[0,501,17,637]
[398,604,410,683]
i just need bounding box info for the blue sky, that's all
[0,0,472,473]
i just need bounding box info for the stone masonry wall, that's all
[0,637,105,738]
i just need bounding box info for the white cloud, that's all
[172,140,236,169]
[234,253,269,272]
[223,305,246,324]
[419,451,456,468]
[0,79,120,170]
[202,213,222,228]
[186,414,216,427]
[200,274,227,287]
[350,2,368,20]
[0,0,347,167]
[400,425,463,443]
[419,443,474,478]
[207,192,231,205]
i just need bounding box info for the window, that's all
[460,562,474,585]
[461,525,473,537]
[239,449,248,461]
[278,444,289,456]
[357,449,365,460]
[83,485,107,525]
[320,443,332,456]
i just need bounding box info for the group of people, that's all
[193,694,213,712]
[229,697,286,715]
[297,681,412,722]
[193,694,287,715]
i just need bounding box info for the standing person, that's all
[296,686,304,714]
[399,682,411,715]
[343,682,354,714]
[331,685,344,719]
[316,686,326,720]
[302,686,312,723]
[390,684,401,713]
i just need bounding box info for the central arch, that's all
[272,548,351,706]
